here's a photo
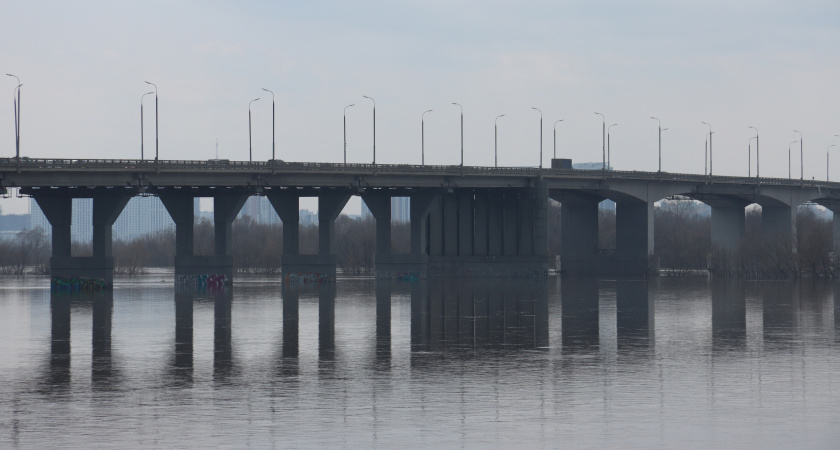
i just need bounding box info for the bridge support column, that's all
[762,205,796,251]
[370,191,437,279]
[711,204,746,252]
[37,194,130,289]
[558,196,600,275]
[614,200,658,276]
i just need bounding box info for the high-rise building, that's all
[361,196,410,222]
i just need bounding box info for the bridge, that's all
[3,157,840,287]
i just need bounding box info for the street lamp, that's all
[749,126,759,177]
[140,91,153,160]
[495,114,505,168]
[788,141,798,179]
[363,95,375,164]
[343,103,354,164]
[452,102,463,167]
[828,144,836,182]
[607,123,618,170]
[595,112,605,171]
[249,97,260,162]
[7,74,21,160]
[531,107,542,169]
[650,116,662,172]
[553,119,563,161]
[793,130,803,180]
[702,122,713,176]
[144,81,159,162]
[262,88,275,162]
[748,136,757,177]
[421,109,432,165]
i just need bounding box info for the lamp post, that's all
[7,74,21,160]
[363,95,375,164]
[343,103,354,164]
[262,88,275,162]
[531,107,543,169]
[495,114,505,168]
[553,119,563,161]
[421,109,432,165]
[748,136,757,177]
[144,81,159,163]
[794,130,803,180]
[607,123,618,170]
[749,126,759,177]
[828,144,836,182]
[650,116,662,172]
[702,122,713,177]
[140,91,153,160]
[788,141,798,179]
[595,112,605,171]
[452,102,463,167]
[248,97,260,162]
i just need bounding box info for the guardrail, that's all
[2,157,840,190]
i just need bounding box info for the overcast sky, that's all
[2,1,839,214]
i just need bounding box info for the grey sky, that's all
[2,0,838,214]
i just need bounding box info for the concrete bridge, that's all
[3,157,840,287]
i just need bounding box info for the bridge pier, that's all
[710,201,747,251]
[35,193,130,289]
[161,193,247,286]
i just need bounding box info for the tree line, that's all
[0,202,836,278]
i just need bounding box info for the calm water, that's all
[0,274,838,448]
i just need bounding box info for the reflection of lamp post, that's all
[7,74,21,160]
[363,95,375,164]
[262,88,275,162]
[788,141,798,179]
[749,126,759,177]
[702,122,713,177]
[595,112,605,171]
[140,91,153,160]
[343,103,354,164]
[249,98,260,162]
[531,107,542,168]
[607,123,618,170]
[650,116,662,172]
[145,81,159,162]
[553,119,563,161]
[827,144,836,182]
[495,114,504,168]
[793,130,803,180]
[421,109,432,165]
[452,102,463,167]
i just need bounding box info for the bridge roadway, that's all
[3,157,840,287]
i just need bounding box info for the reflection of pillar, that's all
[711,280,746,349]
[282,284,299,358]
[375,280,391,365]
[428,281,445,350]
[213,289,233,379]
[488,279,505,347]
[457,282,474,345]
[410,281,430,351]
[91,291,114,386]
[50,293,71,386]
[762,282,797,346]
[534,280,549,349]
[474,280,490,347]
[561,277,599,351]
[616,279,653,350]
[174,290,194,373]
[319,283,336,360]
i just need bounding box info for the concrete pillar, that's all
[410,192,437,255]
[318,192,351,256]
[711,204,746,251]
[560,199,599,263]
[267,191,300,256]
[488,191,504,256]
[34,195,72,258]
[533,180,548,257]
[473,191,489,256]
[458,191,473,256]
[213,193,248,257]
[160,196,194,257]
[762,205,795,249]
[92,195,131,257]
[443,194,459,256]
[362,193,392,256]
[503,192,518,256]
[615,201,652,258]
[429,196,443,256]
[517,192,534,256]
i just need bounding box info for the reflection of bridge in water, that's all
[7,158,840,286]
[43,278,835,388]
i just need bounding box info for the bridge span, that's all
[3,157,840,287]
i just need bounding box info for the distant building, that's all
[239,196,281,225]
[361,196,410,222]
